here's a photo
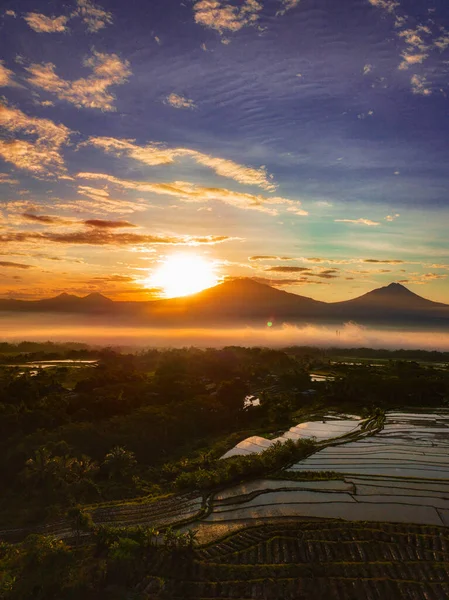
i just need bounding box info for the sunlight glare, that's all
[149,254,218,298]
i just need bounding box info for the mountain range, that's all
[1,279,448,326]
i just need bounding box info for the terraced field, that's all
[193,410,449,531]
[140,521,449,599]
[0,493,203,543]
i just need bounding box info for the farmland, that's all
[1,343,449,597]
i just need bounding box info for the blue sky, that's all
[1,0,449,301]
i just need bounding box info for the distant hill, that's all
[330,282,449,321]
[0,279,448,326]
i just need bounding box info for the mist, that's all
[1,313,449,350]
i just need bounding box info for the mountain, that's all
[0,292,114,313]
[330,282,449,321]
[0,279,448,325]
[148,278,326,323]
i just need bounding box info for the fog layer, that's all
[1,314,448,350]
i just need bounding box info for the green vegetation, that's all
[1,343,448,528]
[1,343,449,597]
[2,520,449,599]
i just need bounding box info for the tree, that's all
[103,446,137,480]
[67,505,94,546]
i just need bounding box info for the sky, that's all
[1,0,449,302]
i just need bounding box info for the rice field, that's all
[140,521,449,599]
[221,414,362,459]
[199,410,449,530]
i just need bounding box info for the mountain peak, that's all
[52,292,79,300]
[82,292,112,302]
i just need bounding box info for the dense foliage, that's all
[0,343,448,527]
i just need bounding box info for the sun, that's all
[149,254,218,298]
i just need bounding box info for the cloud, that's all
[165,93,196,109]
[363,64,373,75]
[276,0,301,16]
[21,212,71,225]
[334,218,380,226]
[23,1,112,34]
[385,213,400,222]
[0,61,14,87]
[367,0,398,13]
[398,52,428,70]
[0,230,232,247]
[249,255,293,261]
[24,13,69,33]
[368,2,448,93]
[69,187,150,214]
[90,275,135,283]
[84,136,275,190]
[280,0,300,10]
[26,51,131,111]
[252,276,329,287]
[0,260,33,269]
[0,102,71,175]
[0,174,19,185]
[77,172,307,216]
[363,258,405,264]
[411,74,431,96]
[75,0,113,32]
[84,219,137,229]
[399,273,448,285]
[4,10,17,17]
[193,0,263,33]
[265,266,310,273]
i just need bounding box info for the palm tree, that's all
[24,447,56,486]
[103,446,137,480]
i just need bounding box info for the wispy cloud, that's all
[24,13,69,33]
[367,0,398,14]
[75,0,113,32]
[74,186,150,214]
[265,266,310,273]
[249,255,294,261]
[385,213,400,222]
[84,219,136,229]
[0,61,14,87]
[334,218,380,226]
[0,230,232,247]
[23,1,112,34]
[21,213,72,226]
[193,0,263,33]
[165,93,196,109]
[0,260,34,269]
[0,174,19,185]
[368,1,448,95]
[0,102,71,175]
[27,51,131,111]
[77,172,307,215]
[84,136,275,190]
[411,74,431,96]
[363,258,405,264]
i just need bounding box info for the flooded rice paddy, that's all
[204,410,449,530]
[221,415,362,459]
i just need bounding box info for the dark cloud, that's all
[22,213,69,225]
[90,275,135,282]
[0,260,34,269]
[265,266,310,273]
[252,277,329,286]
[0,230,232,246]
[363,259,405,264]
[249,255,293,261]
[84,219,137,229]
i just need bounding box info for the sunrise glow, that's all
[149,254,218,298]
